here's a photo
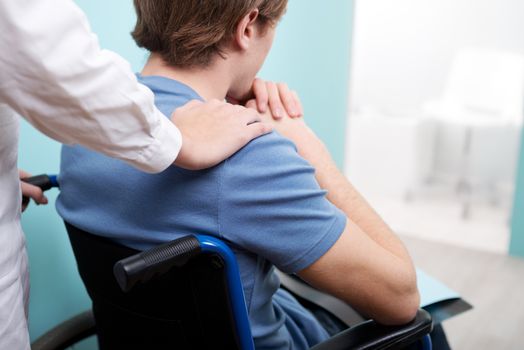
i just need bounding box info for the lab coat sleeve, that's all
[0,0,182,173]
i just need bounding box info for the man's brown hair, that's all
[132,0,287,68]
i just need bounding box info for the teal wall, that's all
[510,131,524,257]
[20,0,354,342]
[260,1,354,168]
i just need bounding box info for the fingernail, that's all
[274,108,283,118]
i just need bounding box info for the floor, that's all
[402,235,524,350]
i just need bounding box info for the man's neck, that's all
[141,53,231,101]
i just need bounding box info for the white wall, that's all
[350,0,524,114]
[346,0,524,253]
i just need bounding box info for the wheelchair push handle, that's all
[114,235,202,293]
[21,174,59,207]
[22,174,59,191]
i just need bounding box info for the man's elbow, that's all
[389,289,420,325]
[377,276,420,325]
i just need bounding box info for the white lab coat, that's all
[0,1,183,349]
[0,106,30,350]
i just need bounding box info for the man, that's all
[0,1,300,349]
[57,0,420,349]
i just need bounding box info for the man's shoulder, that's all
[221,130,315,188]
[137,74,203,116]
[226,130,300,164]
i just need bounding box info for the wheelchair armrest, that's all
[31,310,96,350]
[311,309,433,350]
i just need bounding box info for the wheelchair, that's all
[26,175,433,350]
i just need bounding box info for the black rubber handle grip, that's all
[113,235,201,293]
[21,174,56,191]
[21,174,59,207]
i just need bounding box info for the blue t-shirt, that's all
[56,75,347,350]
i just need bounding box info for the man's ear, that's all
[235,9,260,51]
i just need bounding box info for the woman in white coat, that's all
[0,1,302,349]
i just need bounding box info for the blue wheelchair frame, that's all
[198,236,255,349]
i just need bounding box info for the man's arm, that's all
[251,103,420,325]
[290,121,420,324]
[299,221,419,325]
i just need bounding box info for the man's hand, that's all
[245,97,311,143]
[227,78,303,119]
[19,169,48,212]
[251,79,304,119]
[171,99,271,170]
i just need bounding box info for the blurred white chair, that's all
[423,47,524,218]
[346,107,436,201]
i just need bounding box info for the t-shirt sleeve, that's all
[218,132,347,273]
